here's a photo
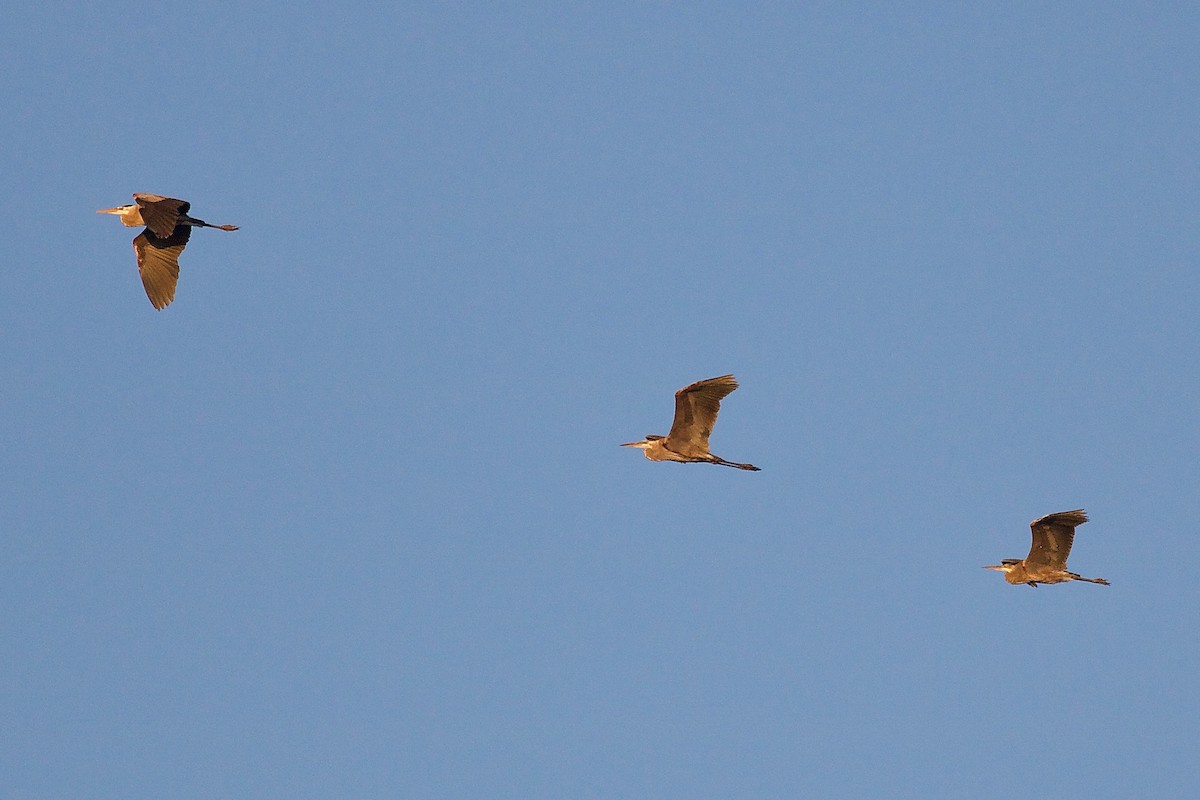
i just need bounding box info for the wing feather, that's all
[1026,509,1086,569]
[666,375,739,451]
[134,194,190,238]
[133,227,190,310]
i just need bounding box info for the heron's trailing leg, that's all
[714,458,761,471]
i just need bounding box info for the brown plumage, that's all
[621,374,760,471]
[98,194,238,310]
[984,509,1110,587]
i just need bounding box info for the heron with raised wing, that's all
[621,374,761,471]
[98,194,238,310]
[984,509,1110,587]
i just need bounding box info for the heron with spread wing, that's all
[984,509,1110,587]
[98,194,238,310]
[621,374,761,471]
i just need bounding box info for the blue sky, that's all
[3,3,1199,797]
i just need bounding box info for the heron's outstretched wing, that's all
[133,227,191,310]
[134,194,190,238]
[666,375,739,450]
[1026,509,1086,569]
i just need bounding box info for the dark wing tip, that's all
[676,374,739,397]
[1032,509,1088,529]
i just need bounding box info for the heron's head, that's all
[97,204,141,226]
[982,559,1020,574]
[620,435,663,449]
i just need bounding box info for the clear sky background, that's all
[3,3,1198,797]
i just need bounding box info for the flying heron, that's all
[984,509,1110,587]
[98,193,238,310]
[621,374,761,471]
